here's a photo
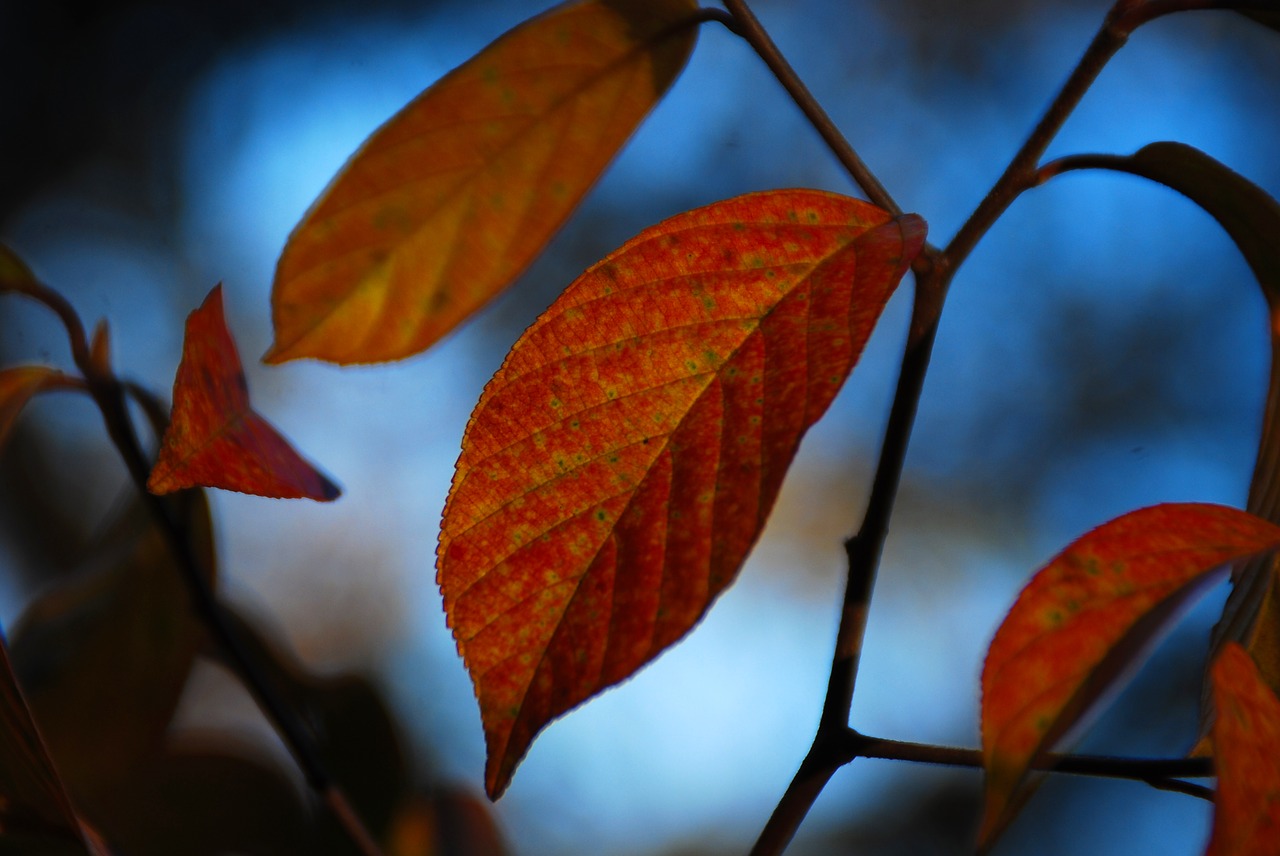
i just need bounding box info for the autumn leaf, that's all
[979,503,1280,849]
[148,285,340,500]
[86,739,311,856]
[209,605,409,842]
[1206,642,1280,856]
[1089,143,1280,306]
[265,0,701,364]
[438,189,926,797]
[10,488,216,807]
[0,243,40,296]
[0,366,81,450]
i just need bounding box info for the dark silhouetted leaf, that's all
[11,489,215,809]
[148,285,340,500]
[980,504,1280,849]
[86,737,312,856]
[1238,9,1280,33]
[207,606,409,843]
[439,189,926,796]
[0,636,102,854]
[1101,143,1279,306]
[1061,140,1280,750]
[266,0,701,364]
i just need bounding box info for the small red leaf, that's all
[147,285,340,500]
[1207,642,1280,856]
[980,503,1280,848]
[438,189,926,797]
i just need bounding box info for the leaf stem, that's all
[849,732,1214,792]
[13,284,387,856]
[92,374,385,856]
[751,724,1215,855]
[941,5,1134,273]
[3,277,94,369]
[103,383,384,849]
[719,0,901,216]
[749,312,941,856]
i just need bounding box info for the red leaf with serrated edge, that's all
[980,503,1280,849]
[265,0,700,365]
[148,285,340,500]
[437,189,926,797]
[1208,643,1280,856]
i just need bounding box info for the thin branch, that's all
[720,0,901,215]
[1146,779,1215,800]
[4,278,93,369]
[749,1,1179,852]
[748,306,941,856]
[941,7,1132,272]
[851,733,1214,791]
[826,306,940,727]
[692,7,738,32]
[1035,153,1129,184]
[84,373,385,856]
[748,750,840,856]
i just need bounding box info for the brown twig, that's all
[746,1,1194,852]
[719,0,901,216]
[849,733,1214,798]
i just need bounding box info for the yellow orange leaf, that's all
[0,366,80,450]
[266,0,701,364]
[149,285,340,500]
[0,243,39,296]
[1207,642,1280,856]
[438,189,926,797]
[980,503,1280,849]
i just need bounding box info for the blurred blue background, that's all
[2,1,1279,853]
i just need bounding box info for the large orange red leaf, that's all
[437,189,926,797]
[265,0,701,364]
[1207,642,1280,856]
[148,285,340,500]
[979,503,1280,849]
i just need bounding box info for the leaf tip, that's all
[145,468,175,496]
[0,243,39,293]
[260,339,293,366]
[313,471,343,502]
